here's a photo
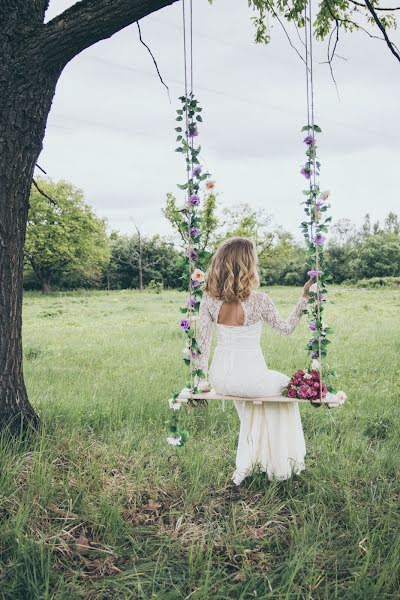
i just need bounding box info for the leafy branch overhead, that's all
[245,0,400,63]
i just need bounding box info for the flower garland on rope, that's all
[166,94,214,447]
[283,126,346,407]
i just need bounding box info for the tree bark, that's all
[41,278,51,294]
[0,0,178,431]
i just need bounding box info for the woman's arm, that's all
[259,292,308,336]
[194,294,213,377]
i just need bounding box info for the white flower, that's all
[182,346,191,360]
[168,398,182,411]
[191,268,205,283]
[336,390,347,404]
[304,373,312,380]
[166,436,182,446]
[326,390,347,408]
[198,380,211,392]
[310,283,318,293]
[311,359,320,370]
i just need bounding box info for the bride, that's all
[195,236,314,485]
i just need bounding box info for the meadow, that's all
[1,286,399,599]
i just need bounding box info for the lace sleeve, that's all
[259,292,308,336]
[194,294,213,376]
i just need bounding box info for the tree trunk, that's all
[0,31,60,431]
[0,0,178,431]
[41,279,51,294]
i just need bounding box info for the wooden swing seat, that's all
[178,388,340,405]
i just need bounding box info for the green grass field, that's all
[1,287,400,599]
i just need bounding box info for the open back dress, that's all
[196,290,308,485]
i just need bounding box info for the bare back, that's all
[217,301,245,326]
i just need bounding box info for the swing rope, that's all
[304,0,324,404]
[182,0,196,402]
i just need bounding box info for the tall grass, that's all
[0,287,399,599]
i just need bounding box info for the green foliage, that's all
[25,178,110,292]
[215,202,274,258]
[107,232,183,290]
[344,276,400,288]
[259,229,307,285]
[147,279,164,294]
[162,191,218,266]
[326,224,400,283]
[246,0,399,45]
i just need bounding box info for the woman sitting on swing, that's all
[196,236,314,485]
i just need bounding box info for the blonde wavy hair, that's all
[204,237,260,303]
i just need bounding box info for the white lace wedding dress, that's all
[196,291,308,485]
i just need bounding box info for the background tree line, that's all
[24,178,400,292]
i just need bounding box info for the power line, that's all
[60,52,400,142]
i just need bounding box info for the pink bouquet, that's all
[284,369,327,401]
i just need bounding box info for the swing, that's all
[167,0,346,446]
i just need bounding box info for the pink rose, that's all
[320,190,330,201]
[287,387,297,398]
[298,384,309,398]
[313,381,320,388]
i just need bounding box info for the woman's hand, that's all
[303,277,315,298]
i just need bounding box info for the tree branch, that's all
[348,0,400,10]
[363,0,400,61]
[32,178,56,205]
[323,0,400,62]
[43,0,179,68]
[136,21,170,101]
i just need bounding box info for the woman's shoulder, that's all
[244,290,270,304]
[201,292,222,313]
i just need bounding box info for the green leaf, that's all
[313,124,322,133]
[180,430,189,443]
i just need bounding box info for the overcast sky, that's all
[41,0,400,239]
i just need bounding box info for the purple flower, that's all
[308,321,317,331]
[303,135,315,146]
[319,293,325,301]
[188,127,199,138]
[308,269,322,278]
[192,165,202,177]
[190,227,200,239]
[311,351,319,359]
[180,319,190,332]
[187,297,196,308]
[315,200,324,210]
[191,279,201,288]
[313,234,326,246]
[186,247,198,261]
[188,195,200,206]
[300,166,312,180]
